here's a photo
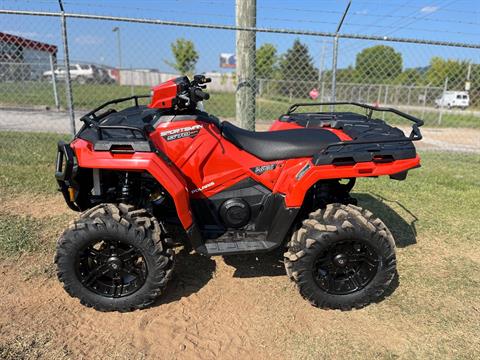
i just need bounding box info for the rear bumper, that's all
[55,141,80,211]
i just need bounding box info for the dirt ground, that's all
[1,192,479,360]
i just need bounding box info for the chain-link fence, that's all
[1,8,480,159]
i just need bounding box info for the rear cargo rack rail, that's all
[286,102,423,151]
[79,94,151,141]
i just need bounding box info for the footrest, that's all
[196,231,278,255]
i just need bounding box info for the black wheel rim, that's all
[313,240,379,295]
[76,240,147,298]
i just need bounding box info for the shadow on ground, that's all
[151,195,415,302]
[355,193,418,248]
[223,246,287,278]
[152,251,216,306]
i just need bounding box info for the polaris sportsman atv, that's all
[55,75,423,311]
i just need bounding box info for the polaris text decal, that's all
[250,164,277,175]
[161,125,203,141]
[191,181,215,194]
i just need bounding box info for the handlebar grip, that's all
[205,77,212,83]
[194,88,210,101]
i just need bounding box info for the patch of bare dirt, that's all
[1,246,479,359]
[0,193,69,219]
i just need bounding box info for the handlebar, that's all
[193,88,210,101]
[193,74,212,85]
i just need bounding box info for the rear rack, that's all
[286,101,423,142]
[79,95,151,140]
[285,102,423,166]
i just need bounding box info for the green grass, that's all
[0,132,69,195]
[1,82,480,127]
[0,214,43,256]
[355,151,480,242]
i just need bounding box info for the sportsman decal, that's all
[161,125,203,141]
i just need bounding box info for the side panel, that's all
[71,138,193,229]
[149,120,285,197]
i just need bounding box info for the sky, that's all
[1,0,479,72]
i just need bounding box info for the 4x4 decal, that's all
[250,163,277,175]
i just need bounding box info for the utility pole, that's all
[236,0,256,131]
[112,27,122,69]
[331,0,351,111]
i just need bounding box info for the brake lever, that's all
[178,93,190,106]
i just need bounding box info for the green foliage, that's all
[394,68,422,85]
[425,57,469,88]
[256,43,278,79]
[165,38,199,74]
[356,45,403,84]
[336,66,358,83]
[279,39,318,96]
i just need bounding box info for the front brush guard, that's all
[55,141,80,211]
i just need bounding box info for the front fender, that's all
[71,138,193,229]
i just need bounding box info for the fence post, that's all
[438,76,448,125]
[320,81,325,111]
[382,85,388,120]
[48,53,59,110]
[58,0,76,135]
[330,35,339,110]
[421,87,428,120]
[235,0,256,131]
[330,0,351,111]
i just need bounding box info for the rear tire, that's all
[55,203,174,312]
[284,203,396,310]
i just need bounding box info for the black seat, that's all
[221,121,340,161]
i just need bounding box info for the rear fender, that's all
[71,138,193,229]
[279,156,421,207]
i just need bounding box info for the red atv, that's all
[55,75,423,311]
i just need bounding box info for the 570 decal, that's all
[160,125,203,141]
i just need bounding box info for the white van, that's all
[435,91,469,109]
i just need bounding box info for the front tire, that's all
[284,203,396,310]
[55,203,174,312]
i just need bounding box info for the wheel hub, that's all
[333,253,348,267]
[107,256,122,271]
[76,240,147,298]
[313,240,380,295]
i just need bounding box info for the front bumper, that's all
[55,141,80,211]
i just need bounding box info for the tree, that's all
[165,38,199,74]
[279,39,318,97]
[355,45,402,84]
[394,68,422,86]
[425,57,468,88]
[256,43,277,79]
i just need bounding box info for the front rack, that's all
[79,94,151,140]
[286,101,423,143]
